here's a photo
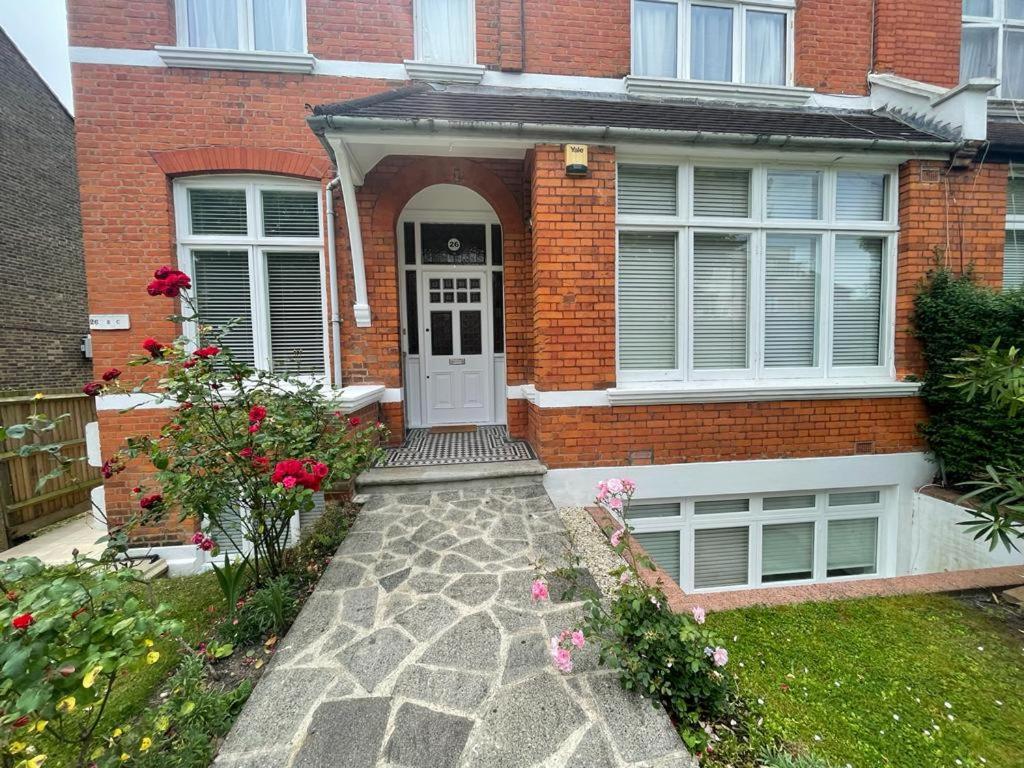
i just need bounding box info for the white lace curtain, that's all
[745,11,785,86]
[634,0,678,78]
[187,0,239,49]
[690,4,733,82]
[253,0,303,52]
[418,0,474,64]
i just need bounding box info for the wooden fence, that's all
[0,389,102,550]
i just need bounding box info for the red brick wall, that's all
[528,397,929,469]
[874,0,962,87]
[895,159,1008,374]
[530,145,617,391]
[523,1,630,77]
[794,0,873,94]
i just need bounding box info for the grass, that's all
[707,594,1024,768]
[39,571,223,765]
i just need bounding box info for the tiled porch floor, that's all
[378,426,535,468]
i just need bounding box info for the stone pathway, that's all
[214,483,694,768]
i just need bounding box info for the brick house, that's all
[69,0,1024,588]
[0,27,90,390]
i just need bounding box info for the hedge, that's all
[913,269,1024,483]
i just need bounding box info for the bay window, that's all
[415,0,475,64]
[625,488,889,592]
[961,0,1024,98]
[616,162,896,385]
[1006,175,1024,288]
[173,178,328,378]
[632,0,792,86]
[176,0,306,52]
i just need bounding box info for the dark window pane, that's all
[429,278,440,289]
[491,224,503,265]
[493,272,505,353]
[430,292,441,303]
[430,311,453,356]
[403,222,416,265]
[405,271,419,354]
[457,292,467,302]
[460,310,482,355]
[421,224,487,264]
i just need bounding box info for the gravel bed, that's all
[558,505,629,598]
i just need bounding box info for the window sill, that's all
[404,60,486,84]
[332,384,386,414]
[624,75,813,107]
[606,379,921,406]
[154,46,316,74]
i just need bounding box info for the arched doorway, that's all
[397,185,506,428]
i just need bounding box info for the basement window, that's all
[624,488,889,592]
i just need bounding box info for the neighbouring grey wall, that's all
[0,26,90,390]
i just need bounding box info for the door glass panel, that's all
[493,272,505,353]
[404,222,416,265]
[405,271,419,355]
[430,311,453,356]
[457,278,467,289]
[443,292,455,303]
[429,278,440,289]
[430,292,441,303]
[470,291,481,302]
[421,224,488,264]
[460,310,483,355]
[457,292,468,302]
[491,224,503,265]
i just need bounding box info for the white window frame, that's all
[1007,169,1024,288]
[413,0,478,65]
[962,0,1024,98]
[625,487,893,593]
[630,0,795,86]
[615,160,899,386]
[172,175,330,382]
[173,0,309,53]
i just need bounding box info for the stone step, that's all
[132,557,169,581]
[356,459,547,495]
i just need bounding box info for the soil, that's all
[951,587,1024,638]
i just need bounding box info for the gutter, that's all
[310,114,959,153]
[325,176,344,388]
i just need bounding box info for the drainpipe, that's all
[325,176,343,389]
[335,148,372,328]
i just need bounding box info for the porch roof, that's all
[309,84,954,151]
[987,119,1024,158]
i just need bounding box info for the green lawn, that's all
[39,571,223,765]
[708,594,1024,768]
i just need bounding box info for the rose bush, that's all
[88,266,387,584]
[539,479,737,755]
[0,557,180,768]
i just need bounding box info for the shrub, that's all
[225,577,299,645]
[540,479,736,754]
[0,557,180,768]
[913,269,1024,483]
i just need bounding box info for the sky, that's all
[0,0,74,113]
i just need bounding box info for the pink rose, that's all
[530,579,549,602]
[282,476,297,489]
[549,638,573,674]
[608,497,623,512]
[571,629,585,649]
[606,478,624,494]
[191,532,205,545]
[610,528,624,547]
[712,647,728,667]
[691,606,706,625]
[622,479,636,493]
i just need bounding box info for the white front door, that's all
[422,271,492,425]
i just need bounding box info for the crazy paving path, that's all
[214,483,695,768]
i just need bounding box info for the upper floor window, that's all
[616,162,897,385]
[632,0,792,86]
[962,0,1024,98]
[177,0,306,53]
[415,0,475,64]
[173,177,327,378]
[1006,175,1024,288]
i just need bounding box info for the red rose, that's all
[251,456,269,471]
[11,613,34,630]
[139,493,163,510]
[132,486,142,494]
[102,368,122,382]
[239,447,254,459]
[101,457,125,479]
[313,462,329,479]
[147,279,166,296]
[82,381,104,397]
[154,266,173,280]
[178,402,193,411]
[142,338,165,357]
[348,416,361,427]
[194,346,220,359]
[182,359,196,369]
[249,405,267,423]
[166,271,191,290]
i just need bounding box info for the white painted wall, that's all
[908,492,1024,574]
